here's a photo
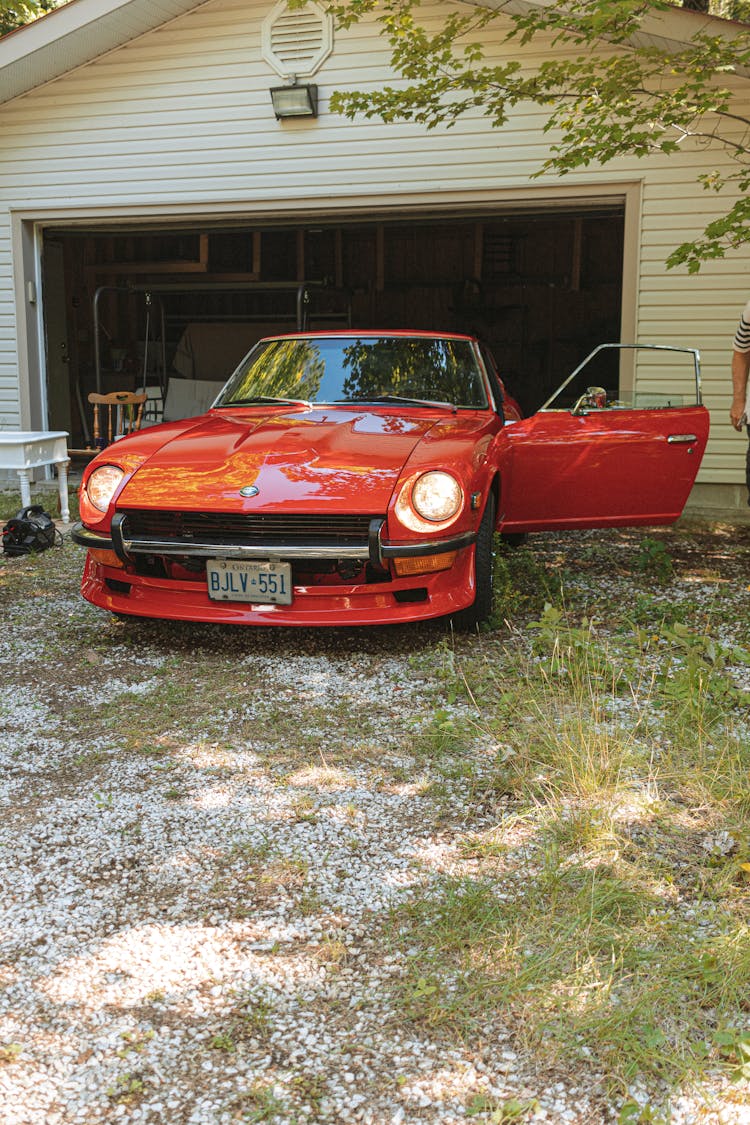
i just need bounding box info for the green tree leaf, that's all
[1,1,66,38]
[327,0,750,271]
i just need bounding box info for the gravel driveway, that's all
[1,519,749,1125]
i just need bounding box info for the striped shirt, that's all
[733,299,750,353]
[734,300,750,422]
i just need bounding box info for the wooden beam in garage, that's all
[571,218,582,292]
[297,229,305,282]
[86,232,210,275]
[376,225,384,292]
[335,229,343,289]
[473,222,483,281]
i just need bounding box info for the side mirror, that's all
[571,386,607,415]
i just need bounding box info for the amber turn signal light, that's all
[392,552,457,577]
[89,548,125,569]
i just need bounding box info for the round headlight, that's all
[86,464,125,512]
[411,471,463,523]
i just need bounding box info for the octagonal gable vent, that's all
[261,0,333,80]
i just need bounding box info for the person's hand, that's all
[730,396,747,431]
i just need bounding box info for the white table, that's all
[0,431,70,523]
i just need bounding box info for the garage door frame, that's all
[10,179,642,431]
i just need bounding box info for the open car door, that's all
[499,345,710,533]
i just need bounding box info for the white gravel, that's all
[0,521,748,1124]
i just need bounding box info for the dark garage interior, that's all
[41,207,624,448]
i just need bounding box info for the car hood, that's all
[116,406,440,513]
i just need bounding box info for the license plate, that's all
[206,559,293,604]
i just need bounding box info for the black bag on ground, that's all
[2,506,58,557]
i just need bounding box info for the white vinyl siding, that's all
[0,215,18,426]
[0,0,748,485]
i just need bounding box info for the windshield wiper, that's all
[220,396,312,408]
[332,394,457,412]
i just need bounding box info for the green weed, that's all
[635,537,673,583]
[491,544,564,624]
[410,710,473,760]
[116,1030,155,1058]
[225,1081,287,1122]
[209,1032,235,1052]
[466,1094,539,1122]
[106,1073,146,1104]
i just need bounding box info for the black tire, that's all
[500,531,527,549]
[452,492,496,630]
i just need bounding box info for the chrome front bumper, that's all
[72,516,476,569]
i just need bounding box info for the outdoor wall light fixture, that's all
[270,83,318,119]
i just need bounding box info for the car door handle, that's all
[667,434,697,444]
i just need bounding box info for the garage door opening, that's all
[40,208,624,447]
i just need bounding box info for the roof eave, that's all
[476,0,750,74]
[1,0,747,109]
[0,0,210,106]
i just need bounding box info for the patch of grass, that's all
[73,749,109,768]
[208,995,275,1061]
[617,1100,669,1124]
[409,710,474,761]
[457,830,509,860]
[0,1042,22,1063]
[224,1081,287,1122]
[298,888,323,916]
[541,803,625,858]
[209,1031,235,1052]
[290,793,318,822]
[466,1093,539,1122]
[626,593,686,628]
[383,601,750,1102]
[655,623,748,744]
[116,1029,155,1058]
[234,996,274,1040]
[259,855,309,891]
[387,863,750,1089]
[106,1072,146,1105]
[0,487,79,524]
[230,836,272,864]
[132,741,170,758]
[491,543,564,625]
[289,1071,327,1111]
[316,935,349,965]
[635,537,674,583]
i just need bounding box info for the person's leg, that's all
[746,427,750,505]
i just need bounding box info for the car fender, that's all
[78,414,223,532]
[385,413,500,540]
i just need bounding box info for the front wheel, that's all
[500,531,527,549]
[452,493,496,630]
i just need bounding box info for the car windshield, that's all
[215,336,488,409]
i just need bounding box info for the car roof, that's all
[259,330,478,342]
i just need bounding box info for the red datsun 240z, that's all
[72,332,709,627]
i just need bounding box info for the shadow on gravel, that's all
[105,613,451,661]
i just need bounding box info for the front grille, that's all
[120,509,378,547]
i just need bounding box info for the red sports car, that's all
[72,332,708,627]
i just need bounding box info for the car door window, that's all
[540,344,702,413]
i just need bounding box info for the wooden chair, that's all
[88,391,147,448]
